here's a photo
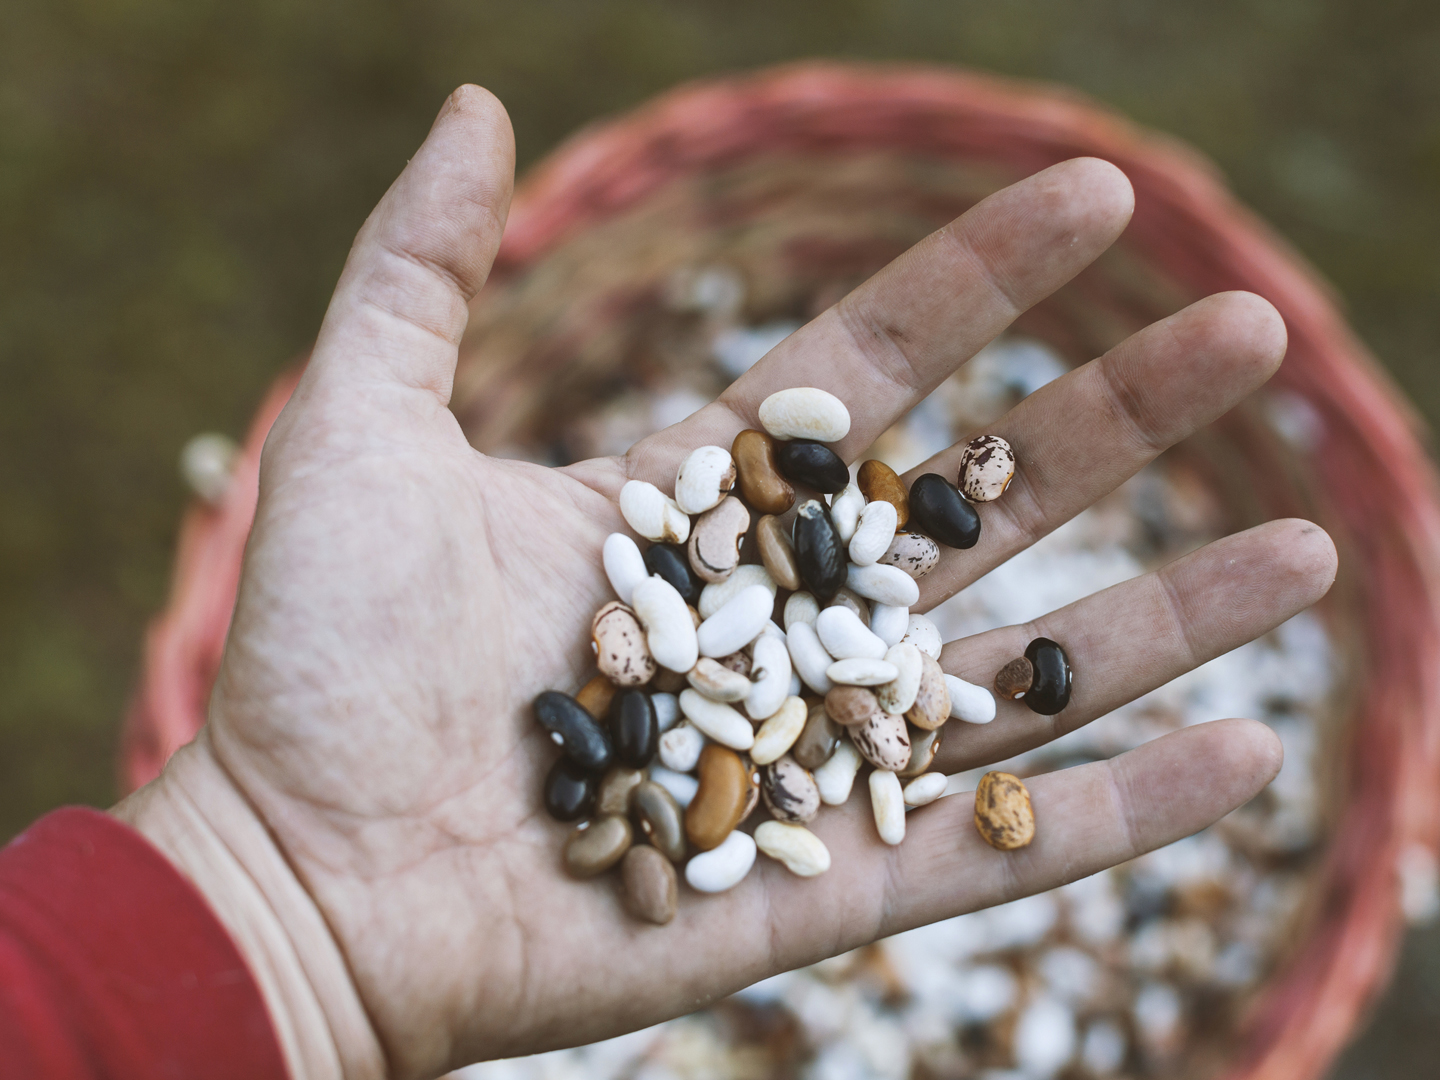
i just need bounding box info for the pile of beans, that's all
[536,387,1065,924]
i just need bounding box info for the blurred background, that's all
[1,1,1437,1075]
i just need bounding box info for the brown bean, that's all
[739,758,761,824]
[685,744,752,851]
[792,700,841,769]
[897,726,941,778]
[995,656,1034,700]
[851,710,912,771]
[974,771,1036,850]
[762,755,820,823]
[622,845,678,925]
[595,767,645,816]
[575,673,616,721]
[591,601,657,687]
[687,496,750,584]
[716,650,752,677]
[631,780,686,861]
[858,459,909,529]
[905,652,951,731]
[825,685,881,727]
[732,429,795,516]
[651,666,688,694]
[756,515,802,590]
[563,815,633,878]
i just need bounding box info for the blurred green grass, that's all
[1,1,1438,1072]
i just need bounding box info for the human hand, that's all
[114,86,1336,1080]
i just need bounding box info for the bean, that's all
[678,689,754,751]
[826,587,871,625]
[643,542,703,605]
[758,387,851,443]
[846,563,920,608]
[622,845,678,924]
[848,499,899,567]
[897,726,941,778]
[869,770,906,846]
[905,652,951,731]
[829,482,866,542]
[750,695,808,764]
[698,564,776,619]
[875,643,923,715]
[909,473,981,549]
[792,701,842,770]
[688,496,750,584]
[651,691,681,733]
[792,500,847,600]
[826,657,899,687]
[631,780,687,861]
[995,656,1034,700]
[731,429,795,516]
[602,532,649,605]
[824,685,881,727]
[1024,637,1072,715]
[902,613,943,659]
[756,515,802,590]
[574,673,616,722]
[786,621,834,694]
[775,439,849,494]
[619,480,690,544]
[815,605,887,661]
[595,766,645,816]
[880,532,940,580]
[608,689,659,768]
[674,444,736,515]
[755,821,831,877]
[974,771,1036,850]
[631,576,699,674]
[651,667,688,694]
[959,434,1016,503]
[564,815,633,878]
[944,674,996,724]
[903,772,949,808]
[658,721,706,772]
[684,830,757,893]
[715,650,752,677]
[762,754,821,823]
[685,744,753,850]
[687,657,752,703]
[814,740,863,805]
[783,591,820,630]
[534,691,613,773]
[744,631,792,721]
[869,603,909,647]
[696,584,772,658]
[857,459,909,529]
[543,758,597,821]
[648,765,699,808]
[851,709,912,771]
[591,601,658,687]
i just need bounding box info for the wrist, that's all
[111,734,388,1080]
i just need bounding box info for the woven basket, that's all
[121,63,1440,1080]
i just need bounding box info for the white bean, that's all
[745,632,792,720]
[783,590,821,630]
[826,657,899,686]
[658,722,706,772]
[757,387,851,443]
[814,606,888,661]
[678,689,755,751]
[648,765,699,808]
[848,499,899,566]
[698,563,777,619]
[696,585,774,658]
[674,445,736,515]
[687,657,751,702]
[754,820,831,877]
[651,692,680,733]
[875,642,923,714]
[829,483,866,543]
[814,740,863,805]
[846,562,920,607]
[870,603,909,647]
[602,532,649,604]
[630,575,699,673]
[903,772,949,807]
[786,621,834,694]
[945,674,997,724]
[750,696,808,765]
[619,480,690,544]
[902,613,943,659]
[684,830,757,893]
[869,770,906,845]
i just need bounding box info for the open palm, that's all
[122,88,1336,1080]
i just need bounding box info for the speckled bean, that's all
[959,434,1016,502]
[849,498,899,567]
[619,480,690,544]
[674,444,736,515]
[762,754,821,823]
[974,771,1036,850]
[630,576,699,674]
[905,652,951,731]
[870,770,906,845]
[755,820,831,877]
[684,830,757,893]
[851,709,912,771]
[824,685,881,727]
[688,496,750,584]
[591,601,658,687]
[880,532,940,580]
[678,689,755,751]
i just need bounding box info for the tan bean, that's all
[631,780,686,862]
[824,685,881,727]
[688,496,750,584]
[732,429,795,516]
[685,744,752,851]
[905,652,951,731]
[974,771,1036,850]
[756,515,802,590]
[591,602,658,687]
[575,673,616,720]
[563,815,633,878]
[595,767,645,816]
[858,459,909,529]
[622,845,678,925]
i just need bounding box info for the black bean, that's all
[792,499,847,601]
[1024,637,1072,715]
[608,689,659,768]
[534,690,613,772]
[774,439,850,494]
[643,542,703,604]
[908,473,981,549]
[543,757,597,821]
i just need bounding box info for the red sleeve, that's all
[0,806,289,1080]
